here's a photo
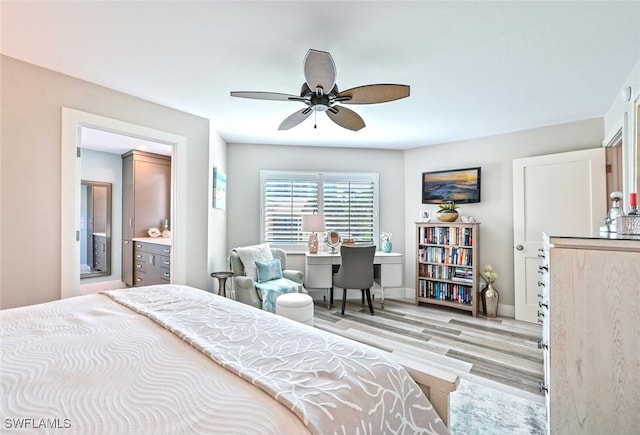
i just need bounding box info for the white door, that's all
[513,148,606,323]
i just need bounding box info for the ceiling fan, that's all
[230,49,410,131]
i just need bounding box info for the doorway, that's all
[61,108,187,299]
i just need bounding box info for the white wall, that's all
[604,56,640,195]
[0,55,213,309]
[404,118,603,314]
[207,129,229,293]
[80,149,122,284]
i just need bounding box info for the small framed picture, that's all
[419,210,431,222]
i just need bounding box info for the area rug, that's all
[449,379,546,434]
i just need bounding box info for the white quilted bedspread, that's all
[1,284,448,434]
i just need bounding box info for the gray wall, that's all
[0,55,215,309]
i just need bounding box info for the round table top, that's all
[210,271,234,279]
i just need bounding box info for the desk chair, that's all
[332,245,376,316]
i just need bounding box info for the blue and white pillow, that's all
[255,258,283,283]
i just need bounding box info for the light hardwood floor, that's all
[312,296,545,402]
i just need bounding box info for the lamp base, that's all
[308,232,318,254]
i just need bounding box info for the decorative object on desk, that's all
[461,215,476,223]
[162,230,172,238]
[326,230,341,254]
[436,201,459,222]
[605,191,623,232]
[419,210,431,222]
[302,214,326,254]
[380,232,393,253]
[212,167,226,210]
[147,227,161,238]
[480,264,499,317]
[618,215,640,235]
[342,238,355,246]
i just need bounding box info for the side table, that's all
[210,271,234,297]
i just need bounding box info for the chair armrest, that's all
[233,276,261,309]
[282,269,303,284]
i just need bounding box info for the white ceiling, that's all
[3,1,640,150]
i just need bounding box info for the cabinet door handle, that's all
[129,217,133,228]
[149,255,155,266]
[516,244,524,251]
[537,340,549,350]
[538,301,548,309]
[538,281,545,287]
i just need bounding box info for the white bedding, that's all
[1,284,448,434]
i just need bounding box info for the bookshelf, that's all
[416,222,479,316]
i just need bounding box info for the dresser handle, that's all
[538,253,545,259]
[538,281,545,287]
[538,265,549,272]
[163,272,170,277]
[163,260,170,266]
[539,301,548,309]
[537,340,549,350]
[538,382,548,393]
[537,310,545,319]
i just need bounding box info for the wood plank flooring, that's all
[312,297,544,402]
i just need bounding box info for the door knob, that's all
[516,245,524,251]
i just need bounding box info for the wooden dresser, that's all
[540,233,640,434]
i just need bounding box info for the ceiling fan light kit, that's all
[231,49,410,131]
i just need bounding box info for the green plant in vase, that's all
[436,201,459,222]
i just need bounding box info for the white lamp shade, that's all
[302,214,326,232]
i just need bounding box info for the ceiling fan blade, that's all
[304,49,336,94]
[230,91,303,102]
[337,84,410,104]
[278,108,312,130]
[326,105,365,131]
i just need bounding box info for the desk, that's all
[305,252,403,308]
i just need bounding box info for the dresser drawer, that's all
[146,243,171,256]
[134,272,146,287]
[135,260,146,273]
[134,241,146,252]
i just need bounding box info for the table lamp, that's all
[302,214,326,254]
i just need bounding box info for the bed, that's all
[1,284,455,434]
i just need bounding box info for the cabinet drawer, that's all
[134,242,146,252]
[134,252,145,262]
[135,260,146,273]
[146,243,171,256]
[158,255,171,270]
[160,270,171,282]
[134,272,146,287]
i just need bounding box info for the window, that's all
[261,171,379,251]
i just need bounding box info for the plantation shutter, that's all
[263,177,318,244]
[261,171,378,249]
[323,176,377,245]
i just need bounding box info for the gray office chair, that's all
[332,245,377,316]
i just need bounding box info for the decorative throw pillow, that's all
[256,258,283,283]
[235,243,273,281]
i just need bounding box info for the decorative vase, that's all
[436,210,459,222]
[382,239,392,253]
[484,284,499,318]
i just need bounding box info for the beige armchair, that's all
[229,246,306,309]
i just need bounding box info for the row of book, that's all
[418,280,473,304]
[418,225,473,247]
[419,246,473,266]
[418,264,473,283]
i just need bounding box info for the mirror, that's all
[326,231,341,254]
[80,181,112,278]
